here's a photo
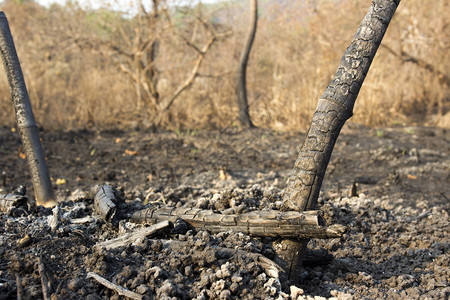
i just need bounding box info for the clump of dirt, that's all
[0,125,449,299]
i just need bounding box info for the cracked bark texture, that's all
[0,12,56,207]
[278,0,401,279]
[283,0,400,212]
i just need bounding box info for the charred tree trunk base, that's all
[277,0,401,278]
[20,127,57,208]
[0,12,56,208]
[272,239,308,281]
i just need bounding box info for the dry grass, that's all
[0,0,448,130]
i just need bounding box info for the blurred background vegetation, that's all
[0,0,448,130]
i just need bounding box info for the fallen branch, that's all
[15,272,23,300]
[37,257,51,300]
[95,220,171,250]
[131,207,345,239]
[87,272,143,300]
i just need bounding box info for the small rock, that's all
[195,197,209,209]
[290,285,304,299]
[184,265,193,277]
[157,280,178,297]
[211,279,226,293]
[219,289,231,300]
[136,284,150,294]
[67,278,82,291]
[148,266,164,279]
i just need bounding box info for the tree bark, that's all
[280,0,401,279]
[0,12,56,208]
[235,0,257,128]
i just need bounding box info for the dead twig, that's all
[37,257,51,300]
[94,220,171,250]
[15,272,23,300]
[381,44,450,86]
[69,216,96,224]
[86,272,143,300]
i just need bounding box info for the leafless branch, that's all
[381,44,449,86]
[87,272,143,300]
[38,257,51,300]
[156,35,217,121]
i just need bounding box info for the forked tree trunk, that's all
[235,0,257,128]
[277,0,401,279]
[0,12,56,207]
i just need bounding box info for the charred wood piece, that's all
[87,272,143,300]
[48,205,61,232]
[91,185,123,226]
[131,207,345,239]
[16,234,31,248]
[95,220,171,250]
[37,257,51,300]
[15,272,23,300]
[0,193,27,213]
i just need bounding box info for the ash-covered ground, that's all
[0,125,449,299]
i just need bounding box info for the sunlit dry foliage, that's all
[0,0,448,130]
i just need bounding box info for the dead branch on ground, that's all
[95,220,171,250]
[131,207,345,239]
[37,257,51,300]
[87,272,143,300]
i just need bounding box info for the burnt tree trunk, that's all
[277,0,401,279]
[0,12,56,208]
[235,0,257,128]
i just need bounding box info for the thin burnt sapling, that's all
[278,0,402,278]
[0,12,56,208]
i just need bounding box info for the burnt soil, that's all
[0,125,449,299]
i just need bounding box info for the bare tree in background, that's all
[235,0,257,128]
[274,0,401,278]
[71,0,230,126]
